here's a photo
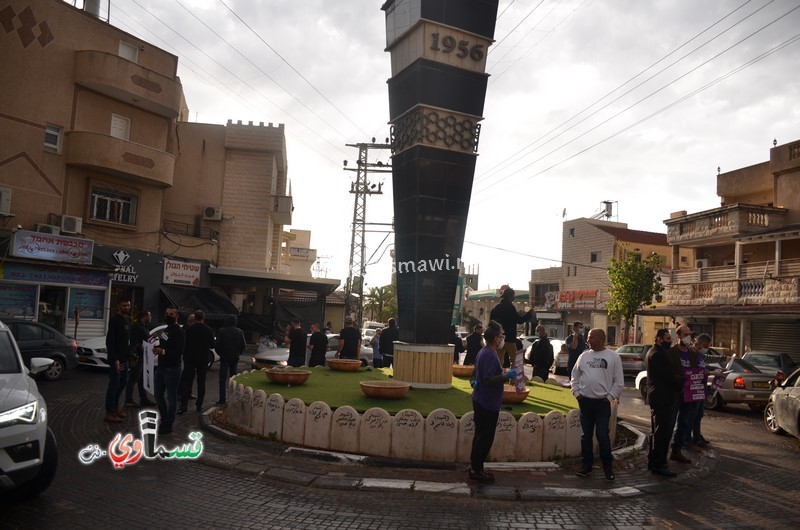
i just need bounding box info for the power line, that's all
[217,0,370,139]
[476,0,761,187]
[488,0,545,56]
[473,3,799,196]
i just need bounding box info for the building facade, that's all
[645,139,800,357]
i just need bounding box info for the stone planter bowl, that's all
[359,380,411,399]
[452,364,474,378]
[265,368,311,386]
[502,387,530,404]
[327,358,362,372]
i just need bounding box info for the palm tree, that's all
[363,284,397,322]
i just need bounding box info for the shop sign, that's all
[0,262,108,286]
[544,290,597,310]
[163,258,201,286]
[110,249,139,284]
[10,230,93,265]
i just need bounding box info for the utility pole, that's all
[343,139,391,327]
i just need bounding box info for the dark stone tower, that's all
[383,0,499,344]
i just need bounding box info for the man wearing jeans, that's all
[215,315,246,404]
[153,306,184,435]
[571,328,624,482]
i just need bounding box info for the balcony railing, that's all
[163,219,218,241]
[668,259,800,284]
[665,204,787,246]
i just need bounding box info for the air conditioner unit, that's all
[60,215,83,234]
[203,205,223,221]
[695,258,709,269]
[36,223,61,235]
[0,187,11,215]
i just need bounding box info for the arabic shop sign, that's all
[544,289,598,310]
[78,410,203,469]
[163,258,201,286]
[11,230,94,265]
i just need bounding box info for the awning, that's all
[160,286,239,320]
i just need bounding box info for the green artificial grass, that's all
[235,366,577,418]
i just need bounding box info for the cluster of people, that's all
[103,298,246,435]
[645,325,715,477]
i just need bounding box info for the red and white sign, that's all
[10,230,94,265]
[162,258,201,286]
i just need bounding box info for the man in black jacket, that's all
[464,324,484,365]
[645,328,681,476]
[529,325,554,381]
[179,310,215,413]
[489,287,534,367]
[153,306,184,435]
[104,298,131,423]
[379,318,399,368]
[215,315,246,405]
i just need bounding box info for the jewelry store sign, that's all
[11,230,93,265]
[163,258,201,286]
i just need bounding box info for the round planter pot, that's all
[327,358,362,372]
[359,380,411,399]
[452,364,474,378]
[265,368,311,386]
[502,387,530,404]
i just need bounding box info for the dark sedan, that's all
[742,351,798,380]
[764,367,800,440]
[1,318,78,381]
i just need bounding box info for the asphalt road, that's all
[2,365,798,529]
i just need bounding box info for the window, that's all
[44,124,62,153]
[680,256,688,264]
[91,188,138,226]
[631,253,642,263]
[590,251,601,263]
[569,228,575,237]
[118,41,139,63]
[110,114,130,141]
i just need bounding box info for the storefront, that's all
[0,230,111,340]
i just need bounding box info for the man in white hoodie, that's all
[570,328,624,482]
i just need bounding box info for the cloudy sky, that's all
[105,0,800,293]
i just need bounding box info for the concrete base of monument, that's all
[392,342,453,389]
[222,369,620,464]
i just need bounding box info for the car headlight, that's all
[0,401,39,427]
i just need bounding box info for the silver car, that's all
[705,357,774,411]
[615,344,649,375]
[764,367,800,440]
[250,333,372,369]
[0,320,58,497]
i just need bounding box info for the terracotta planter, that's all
[326,358,362,372]
[359,380,411,399]
[265,368,311,386]
[452,364,474,378]
[502,387,530,404]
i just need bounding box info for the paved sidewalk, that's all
[173,408,718,502]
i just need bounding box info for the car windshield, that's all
[0,331,22,373]
[745,354,781,368]
[617,345,645,354]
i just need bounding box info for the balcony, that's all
[665,204,788,246]
[272,195,293,225]
[666,258,800,306]
[64,131,174,187]
[74,50,182,118]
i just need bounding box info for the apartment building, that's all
[644,139,800,355]
[529,217,692,345]
[0,0,337,339]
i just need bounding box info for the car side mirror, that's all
[29,357,55,376]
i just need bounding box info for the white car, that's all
[249,333,373,369]
[79,324,219,369]
[0,320,58,497]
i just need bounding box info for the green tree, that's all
[363,284,397,322]
[606,252,663,345]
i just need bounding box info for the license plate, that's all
[79,355,89,362]
[752,381,770,389]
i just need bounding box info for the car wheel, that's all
[748,403,766,412]
[704,390,723,410]
[763,402,784,435]
[639,378,647,401]
[42,358,65,381]
[17,427,58,497]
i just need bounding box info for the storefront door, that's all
[39,285,67,334]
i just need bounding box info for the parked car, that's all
[79,324,219,369]
[634,346,734,401]
[2,318,78,381]
[764,367,800,440]
[742,351,797,380]
[362,328,377,344]
[615,344,649,374]
[0,320,58,497]
[249,334,372,369]
[705,357,775,411]
[524,338,563,372]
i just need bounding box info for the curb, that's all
[198,408,717,501]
